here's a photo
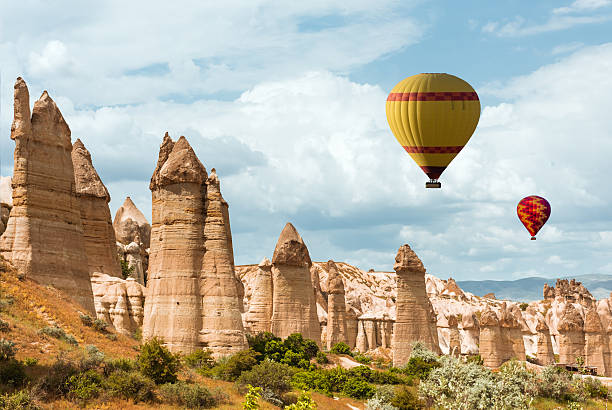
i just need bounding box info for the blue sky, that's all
[1,0,611,280]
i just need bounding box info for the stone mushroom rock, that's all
[392,244,440,367]
[557,303,585,365]
[460,312,480,355]
[535,315,555,366]
[0,78,95,313]
[143,135,209,353]
[584,308,609,375]
[326,260,347,350]
[499,303,526,362]
[199,168,248,356]
[479,308,506,368]
[447,314,461,357]
[270,223,321,344]
[72,139,122,278]
[243,257,273,334]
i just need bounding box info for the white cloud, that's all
[551,42,585,55]
[553,0,612,14]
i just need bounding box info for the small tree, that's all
[136,337,180,384]
[120,259,135,279]
[242,384,262,409]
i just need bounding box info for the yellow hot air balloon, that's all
[386,73,481,188]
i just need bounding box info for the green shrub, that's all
[366,385,398,410]
[66,369,103,401]
[0,390,40,410]
[120,259,135,279]
[37,357,79,398]
[159,381,218,408]
[575,376,608,399]
[80,345,105,370]
[284,391,317,409]
[284,333,319,359]
[242,384,262,409]
[342,377,376,399]
[23,357,38,367]
[237,360,296,397]
[105,333,118,341]
[316,351,329,364]
[136,337,180,384]
[466,354,483,365]
[390,386,423,410]
[0,338,16,361]
[103,357,136,376]
[132,328,142,341]
[402,357,439,379]
[0,318,11,333]
[536,365,575,401]
[39,326,78,345]
[247,332,281,356]
[92,319,108,333]
[519,303,529,311]
[209,349,257,381]
[0,359,27,386]
[354,353,372,364]
[329,342,352,356]
[79,314,93,327]
[184,349,215,370]
[106,370,155,403]
[408,342,438,363]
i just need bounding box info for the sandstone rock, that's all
[113,197,151,247]
[483,292,496,299]
[72,139,122,278]
[0,78,94,313]
[243,258,273,334]
[479,308,505,367]
[124,242,147,284]
[557,303,585,365]
[326,260,347,350]
[543,283,555,300]
[199,168,248,355]
[0,176,12,207]
[499,303,526,362]
[549,279,595,307]
[535,315,555,366]
[143,135,208,353]
[91,272,145,335]
[270,223,321,344]
[440,278,465,300]
[392,244,440,366]
[584,308,609,375]
[345,307,359,349]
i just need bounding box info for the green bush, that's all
[159,381,218,408]
[466,354,483,365]
[247,332,281,355]
[242,384,262,409]
[284,391,317,409]
[0,390,40,410]
[536,365,575,401]
[0,338,16,361]
[237,360,296,397]
[366,385,398,410]
[120,259,135,279]
[23,357,38,367]
[79,314,93,327]
[92,319,108,333]
[209,349,258,381]
[39,326,78,345]
[329,342,352,356]
[354,353,372,364]
[66,369,103,401]
[106,370,155,403]
[37,357,79,398]
[316,351,329,364]
[80,345,105,370]
[519,303,529,311]
[284,333,318,359]
[184,349,215,370]
[0,359,27,386]
[0,318,11,333]
[408,342,438,363]
[103,357,135,376]
[136,337,180,384]
[575,376,609,399]
[390,386,423,410]
[342,377,376,399]
[402,357,439,379]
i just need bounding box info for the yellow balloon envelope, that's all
[386,73,480,188]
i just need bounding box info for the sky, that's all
[0,0,611,280]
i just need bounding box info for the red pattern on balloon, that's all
[517,196,551,238]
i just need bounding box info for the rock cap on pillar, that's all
[272,222,312,267]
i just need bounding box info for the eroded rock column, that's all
[326,260,347,350]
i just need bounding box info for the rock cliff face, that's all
[143,134,246,356]
[392,244,440,366]
[114,197,151,285]
[270,223,321,344]
[326,260,347,350]
[243,258,273,334]
[199,169,248,355]
[479,308,504,367]
[0,78,94,313]
[545,279,595,306]
[557,303,585,365]
[535,316,555,366]
[583,308,609,375]
[72,139,122,278]
[91,273,145,335]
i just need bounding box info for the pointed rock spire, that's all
[72,139,110,200]
[272,222,311,266]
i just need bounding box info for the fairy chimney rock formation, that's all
[535,316,555,366]
[0,78,94,313]
[113,196,151,247]
[143,135,247,356]
[392,244,440,366]
[584,308,608,375]
[143,135,208,353]
[479,308,505,367]
[244,258,273,334]
[270,223,321,344]
[199,168,248,355]
[557,303,585,365]
[499,303,526,361]
[447,314,461,356]
[326,260,347,350]
[72,139,122,278]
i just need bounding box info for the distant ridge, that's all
[458,274,612,302]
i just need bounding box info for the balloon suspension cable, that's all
[425,179,441,189]
[531,237,536,240]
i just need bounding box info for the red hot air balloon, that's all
[517,196,551,240]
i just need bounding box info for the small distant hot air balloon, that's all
[517,196,551,240]
[386,73,481,188]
